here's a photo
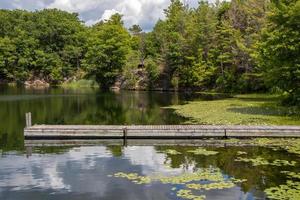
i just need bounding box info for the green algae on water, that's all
[230,177,247,183]
[251,138,300,156]
[235,156,296,166]
[110,168,248,200]
[281,171,300,179]
[186,182,235,190]
[167,94,300,125]
[164,149,182,155]
[113,172,151,184]
[265,181,300,200]
[176,189,206,200]
[237,151,247,155]
[157,168,224,184]
[187,148,219,156]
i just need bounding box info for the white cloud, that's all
[48,0,100,12]
[124,146,196,175]
[46,0,172,30]
[100,9,119,21]
[0,0,200,30]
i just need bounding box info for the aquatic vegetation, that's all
[167,94,300,125]
[224,138,241,143]
[272,159,297,166]
[176,189,206,200]
[164,149,182,155]
[187,148,219,156]
[237,151,247,155]
[281,171,300,179]
[248,138,300,156]
[264,181,300,200]
[157,168,224,184]
[235,156,269,166]
[186,182,235,190]
[230,177,247,183]
[235,156,296,166]
[111,168,248,200]
[113,172,151,184]
[284,141,300,156]
[252,138,275,146]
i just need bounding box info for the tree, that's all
[259,0,300,104]
[0,37,17,81]
[0,9,86,83]
[83,14,131,90]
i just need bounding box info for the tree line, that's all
[0,0,299,104]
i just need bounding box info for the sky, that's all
[0,0,200,31]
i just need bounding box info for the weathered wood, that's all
[24,138,298,147]
[24,125,300,139]
[25,112,32,127]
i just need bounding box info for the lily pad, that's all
[164,149,182,155]
[265,181,300,200]
[281,171,300,179]
[187,148,219,156]
[235,156,296,166]
[176,189,206,200]
[237,151,247,155]
[113,172,151,184]
[186,182,235,190]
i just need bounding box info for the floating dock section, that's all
[24,124,300,139]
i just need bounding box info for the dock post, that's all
[123,127,128,146]
[25,112,32,127]
[26,146,32,158]
[224,128,228,139]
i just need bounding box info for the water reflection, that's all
[1,144,298,200]
[0,86,187,151]
[0,86,232,152]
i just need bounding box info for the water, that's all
[1,145,299,200]
[0,86,299,200]
[0,86,187,151]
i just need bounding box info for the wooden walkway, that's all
[22,139,278,147]
[24,124,300,139]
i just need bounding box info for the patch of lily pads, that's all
[264,181,300,200]
[157,168,224,184]
[110,168,247,200]
[186,182,235,190]
[235,156,296,166]
[187,147,219,156]
[251,138,300,156]
[264,170,300,200]
[214,138,300,156]
[164,149,182,155]
[236,151,247,155]
[176,189,206,200]
[113,172,151,184]
[281,171,300,179]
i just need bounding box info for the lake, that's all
[0,86,299,200]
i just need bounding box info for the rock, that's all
[25,79,50,88]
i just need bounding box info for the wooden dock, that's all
[22,139,278,147]
[24,124,300,139]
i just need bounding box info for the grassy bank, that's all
[168,94,300,125]
[61,79,98,88]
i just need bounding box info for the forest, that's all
[0,0,299,104]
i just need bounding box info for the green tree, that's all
[0,37,17,81]
[259,0,300,104]
[83,14,131,90]
[0,9,86,83]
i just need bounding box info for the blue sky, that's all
[0,0,200,31]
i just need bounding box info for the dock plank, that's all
[24,124,300,139]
